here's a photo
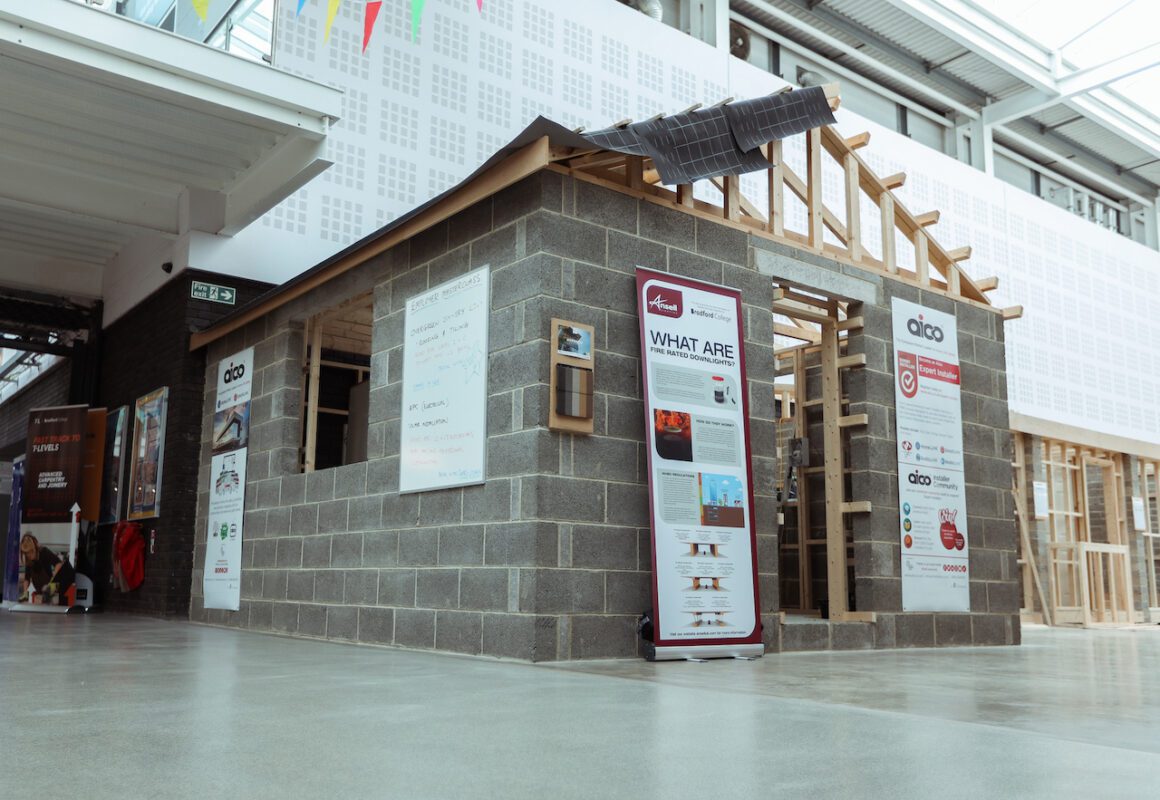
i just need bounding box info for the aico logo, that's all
[223,361,246,383]
[906,314,943,342]
[645,287,683,318]
[908,470,932,486]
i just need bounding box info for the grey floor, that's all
[2,614,1158,799]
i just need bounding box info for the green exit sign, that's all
[191,280,236,305]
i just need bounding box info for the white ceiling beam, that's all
[0,250,103,298]
[222,137,332,235]
[981,43,1160,126]
[883,0,1056,92]
[0,0,341,137]
[1068,93,1160,161]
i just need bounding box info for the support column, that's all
[968,120,995,176]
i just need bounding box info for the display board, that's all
[22,405,87,524]
[399,266,490,494]
[204,347,254,611]
[99,407,129,525]
[127,388,168,521]
[636,268,762,660]
[892,298,970,612]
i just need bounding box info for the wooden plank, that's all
[191,135,553,351]
[676,183,694,208]
[841,501,872,514]
[625,155,644,190]
[773,300,833,325]
[822,82,841,110]
[807,127,823,251]
[774,323,820,343]
[303,317,323,474]
[915,210,940,227]
[836,353,866,369]
[821,318,848,618]
[722,174,740,221]
[769,140,784,236]
[838,414,868,428]
[845,132,871,150]
[881,172,906,189]
[794,348,812,611]
[843,153,862,263]
[880,193,896,273]
[914,231,930,285]
[783,164,849,245]
[711,175,765,222]
[835,316,863,331]
[1003,305,1024,320]
[975,276,999,292]
[947,245,972,262]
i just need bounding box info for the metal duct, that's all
[637,0,663,22]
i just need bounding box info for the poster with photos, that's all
[127,387,168,521]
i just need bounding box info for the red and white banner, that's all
[892,298,970,611]
[637,269,762,659]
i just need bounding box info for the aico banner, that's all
[203,347,254,611]
[23,405,87,524]
[892,298,970,611]
[636,268,762,660]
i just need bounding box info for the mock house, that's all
[189,88,1020,660]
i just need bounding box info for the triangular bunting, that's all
[363,1,382,52]
[476,0,483,10]
[411,0,425,41]
[297,0,308,16]
[191,0,209,22]
[324,0,342,42]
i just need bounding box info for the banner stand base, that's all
[8,604,70,614]
[644,642,764,662]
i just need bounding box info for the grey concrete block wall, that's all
[190,171,778,660]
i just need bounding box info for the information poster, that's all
[3,458,24,601]
[892,298,970,612]
[637,268,761,656]
[99,407,128,525]
[127,387,168,520]
[204,347,253,611]
[23,405,87,524]
[399,266,490,494]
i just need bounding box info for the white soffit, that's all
[0,0,342,298]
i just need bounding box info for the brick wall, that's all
[95,271,271,615]
[190,172,779,660]
[0,360,71,457]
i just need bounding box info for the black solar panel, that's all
[725,86,835,152]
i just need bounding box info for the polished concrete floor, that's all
[2,614,1158,799]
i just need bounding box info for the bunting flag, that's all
[363,1,382,52]
[477,0,483,10]
[324,0,342,41]
[191,0,209,22]
[410,0,426,41]
[297,0,308,16]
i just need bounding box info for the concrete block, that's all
[855,576,902,612]
[520,568,604,613]
[605,571,650,614]
[873,614,897,648]
[987,580,1020,613]
[971,613,1009,646]
[571,525,639,571]
[394,607,437,648]
[326,606,358,641]
[574,180,638,233]
[780,620,831,652]
[266,507,292,538]
[460,568,509,611]
[605,482,649,528]
[416,568,460,608]
[695,219,747,265]
[597,351,640,399]
[935,613,974,646]
[313,570,345,604]
[569,615,638,659]
[382,492,420,529]
[427,245,472,289]
[752,245,877,304]
[419,490,463,526]
[252,539,277,569]
[831,622,875,650]
[482,614,557,661]
[607,231,667,276]
[275,537,303,568]
[524,476,606,523]
[529,210,607,266]
[306,469,335,503]
[334,463,368,499]
[411,221,448,267]
[487,390,514,433]
[439,525,485,566]
[298,604,327,637]
[290,504,319,537]
[286,570,314,602]
[261,569,287,600]
[317,499,350,534]
[485,521,558,566]
[493,173,558,229]
[971,548,1002,581]
[344,569,378,605]
[357,607,395,645]
[667,248,726,287]
[330,532,363,568]
[604,309,640,357]
[448,196,493,248]
[302,535,331,568]
[895,613,935,647]
[435,610,483,655]
[378,568,417,606]
[463,479,513,522]
[399,528,438,565]
[572,436,638,483]
[638,203,695,252]
[489,340,549,392]
[572,264,637,315]
[241,569,263,600]
[492,253,562,309]
[348,495,383,531]
[271,602,298,634]
[487,429,558,478]
[973,337,1006,371]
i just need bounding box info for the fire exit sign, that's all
[191,280,236,305]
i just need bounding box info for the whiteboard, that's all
[399,266,490,493]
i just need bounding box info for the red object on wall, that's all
[112,521,145,592]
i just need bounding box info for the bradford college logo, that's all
[897,351,919,398]
[645,287,683,318]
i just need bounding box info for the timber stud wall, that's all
[191,172,779,659]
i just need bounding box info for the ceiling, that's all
[0,0,343,303]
